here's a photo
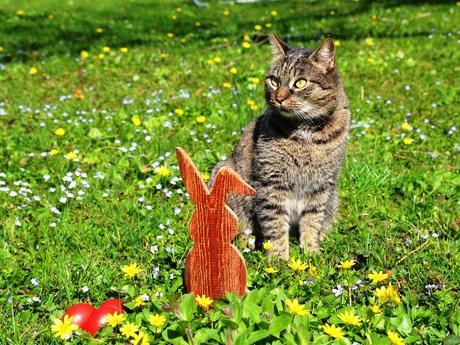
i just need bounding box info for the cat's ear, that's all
[269,33,289,58]
[308,38,336,73]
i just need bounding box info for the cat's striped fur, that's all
[213,34,350,260]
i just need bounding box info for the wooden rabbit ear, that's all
[210,166,256,201]
[176,147,209,204]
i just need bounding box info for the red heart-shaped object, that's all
[64,299,124,336]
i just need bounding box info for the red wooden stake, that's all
[176,147,256,299]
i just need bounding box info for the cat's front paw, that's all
[267,247,290,262]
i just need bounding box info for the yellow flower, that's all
[148,313,166,328]
[308,265,319,278]
[195,21,201,27]
[135,296,145,307]
[367,57,375,64]
[195,294,213,309]
[96,27,104,33]
[288,258,309,271]
[337,310,362,326]
[213,56,222,63]
[368,271,389,284]
[29,67,38,75]
[263,241,273,251]
[387,330,405,345]
[270,10,278,16]
[369,304,382,314]
[160,53,169,59]
[131,331,150,345]
[121,263,143,278]
[132,116,141,126]
[335,40,341,47]
[403,138,413,145]
[174,108,184,116]
[249,77,260,85]
[242,42,251,49]
[322,324,344,338]
[103,46,110,52]
[98,53,105,60]
[223,10,230,16]
[120,47,129,53]
[65,152,77,161]
[106,311,125,327]
[264,267,278,274]
[243,34,250,41]
[171,15,177,20]
[285,299,310,316]
[365,38,375,47]
[120,322,139,338]
[371,15,377,21]
[155,165,170,177]
[16,9,26,16]
[51,315,79,340]
[201,172,210,181]
[50,149,59,156]
[54,128,65,136]
[265,22,272,28]
[401,123,412,132]
[337,259,356,269]
[176,7,182,12]
[207,59,214,65]
[167,32,174,38]
[222,82,232,88]
[80,50,89,59]
[374,283,401,304]
[0,47,3,52]
[196,115,206,123]
[254,25,262,31]
[229,67,237,75]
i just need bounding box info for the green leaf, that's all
[312,334,330,345]
[390,310,412,336]
[269,313,292,337]
[283,332,298,345]
[443,335,460,345]
[179,293,196,321]
[88,127,104,139]
[233,328,251,345]
[193,328,221,343]
[247,330,271,344]
[333,338,352,345]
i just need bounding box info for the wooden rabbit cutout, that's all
[176,147,256,299]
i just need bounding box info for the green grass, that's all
[0,0,459,344]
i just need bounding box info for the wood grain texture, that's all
[176,147,256,299]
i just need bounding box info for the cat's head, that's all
[265,34,340,121]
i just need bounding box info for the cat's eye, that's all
[294,79,308,89]
[267,77,279,88]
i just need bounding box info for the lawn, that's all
[0,0,459,344]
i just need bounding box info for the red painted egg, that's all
[84,299,124,336]
[64,303,96,329]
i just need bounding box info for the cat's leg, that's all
[299,189,330,253]
[319,189,338,241]
[255,191,290,261]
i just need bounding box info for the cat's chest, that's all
[255,137,338,193]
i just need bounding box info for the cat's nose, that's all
[275,94,288,104]
[275,88,289,105]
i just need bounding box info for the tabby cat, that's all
[212,34,350,260]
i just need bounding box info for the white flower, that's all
[31,278,39,287]
[82,286,89,293]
